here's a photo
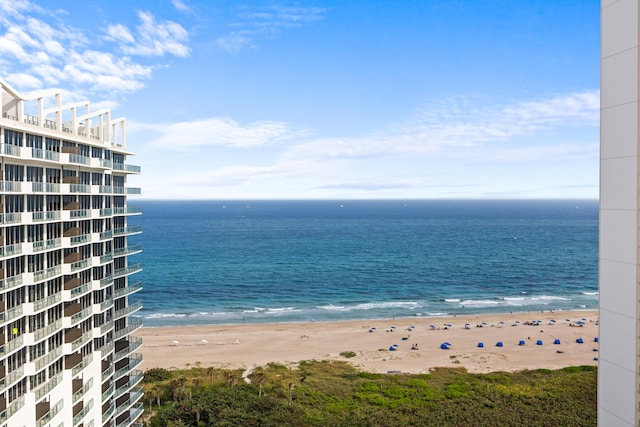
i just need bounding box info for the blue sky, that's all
[0,0,599,199]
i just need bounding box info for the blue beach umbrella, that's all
[518,340,525,346]
[554,339,561,345]
[594,337,599,342]
[536,340,543,346]
[477,342,484,348]
[440,343,450,350]
[496,341,504,347]
[576,337,584,344]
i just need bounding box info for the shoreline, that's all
[134,309,599,375]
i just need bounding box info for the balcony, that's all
[113,206,142,215]
[113,225,142,236]
[34,319,62,342]
[0,181,21,192]
[65,352,83,370]
[33,292,61,312]
[113,263,142,279]
[114,301,142,320]
[112,163,141,174]
[113,244,142,257]
[70,283,91,299]
[113,320,142,340]
[73,398,93,426]
[36,399,63,427]
[33,265,61,283]
[0,212,22,224]
[0,243,21,258]
[33,346,62,371]
[100,207,113,216]
[0,305,23,325]
[114,354,143,381]
[0,396,25,425]
[32,238,61,252]
[99,230,113,241]
[34,372,62,400]
[113,282,142,299]
[0,274,22,291]
[114,337,143,363]
[73,377,93,403]
[72,353,93,376]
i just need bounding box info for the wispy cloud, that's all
[136,90,599,199]
[143,117,307,149]
[217,4,326,53]
[106,11,190,57]
[172,0,191,12]
[0,1,189,100]
[285,90,600,162]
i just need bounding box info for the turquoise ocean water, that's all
[129,200,598,327]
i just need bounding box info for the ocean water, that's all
[128,200,599,327]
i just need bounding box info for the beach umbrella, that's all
[554,339,561,345]
[477,342,484,348]
[389,346,397,351]
[518,340,525,346]
[392,344,399,347]
[201,339,208,344]
[482,322,487,325]
[496,341,504,347]
[594,337,599,342]
[440,343,450,350]
[576,337,584,344]
[536,340,543,346]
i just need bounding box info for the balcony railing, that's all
[36,399,63,427]
[70,234,91,245]
[72,377,94,403]
[70,283,91,299]
[35,372,62,400]
[112,163,141,173]
[34,346,62,371]
[114,337,143,362]
[113,244,142,257]
[114,301,142,320]
[72,397,93,426]
[0,212,22,224]
[34,319,62,342]
[100,207,113,216]
[113,282,142,299]
[71,353,93,376]
[113,320,142,340]
[1,305,23,324]
[33,292,61,312]
[0,244,21,258]
[113,263,142,279]
[0,396,25,425]
[33,238,61,252]
[71,330,93,351]
[34,265,61,283]
[113,206,142,215]
[115,403,144,427]
[0,275,22,291]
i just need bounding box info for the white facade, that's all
[600,0,640,425]
[0,78,143,426]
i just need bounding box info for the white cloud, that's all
[145,117,305,149]
[109,11,190,57]
[172,0,190,12]
[0,4,188,101]
[218,4,326,53]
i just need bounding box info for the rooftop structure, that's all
[0,78,143,426]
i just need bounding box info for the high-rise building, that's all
[599,0,640,425]
[0,78,143,426]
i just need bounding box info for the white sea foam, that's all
[444,298,461,303]
[581,291,599,296]
[146,313,187,319]
[317,305,348,311]
[352,301,419,310]
[460,299,500,307]
[530,295,570,301]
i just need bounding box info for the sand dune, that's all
[134,310,598,374]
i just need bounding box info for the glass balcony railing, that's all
[113,244,142,257]
[113,225,142,236]
[113,263,142,279]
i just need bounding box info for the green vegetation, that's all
[141,362,596,426]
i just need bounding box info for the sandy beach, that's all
[134,310,599,375]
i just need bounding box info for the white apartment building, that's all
[600,0,640,425]
[0,78,143,426]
